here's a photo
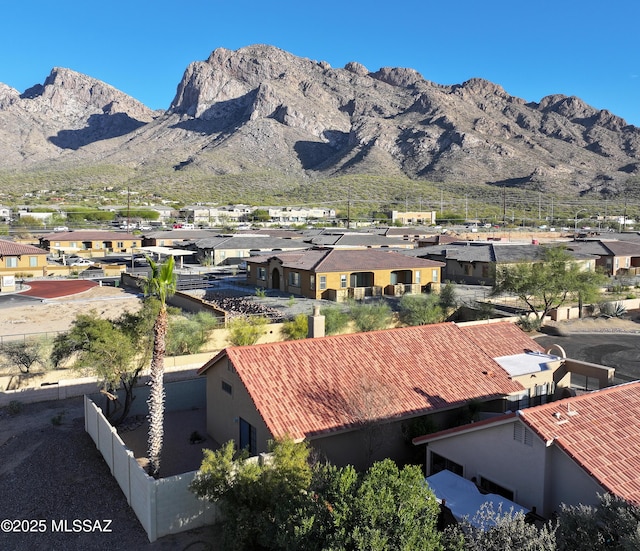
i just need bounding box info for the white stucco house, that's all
[413,381,640,519]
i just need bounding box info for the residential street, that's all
[535,332,640,383]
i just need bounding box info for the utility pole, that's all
[346,183,351,229]
[502,186,506,226]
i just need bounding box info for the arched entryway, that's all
[271,268,281,291]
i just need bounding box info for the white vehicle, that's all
[69,258,95,267]
[53,226,69,232]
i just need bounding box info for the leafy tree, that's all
[555,493,640,551]
[251,208,271,222]
[191,438,443,551]
[492,246,606,324]
[166,312,221,355]
[0,339,50,374]
[143,255,177,478]
[349,300,393,332]
[442,502,556,551]
[321,305,351,335]
[438,281,458,313]
[347,460,442,550]
[398,293,444,326]
[227,316,269,346]
[281,313,308,340]
[191,438,313,550]
[51,312,141,425]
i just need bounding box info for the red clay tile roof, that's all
[519,382,640,506]
[0,239,47,256]
[199,322,525,441]
[459,322,545,357]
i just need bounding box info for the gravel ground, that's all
[0,398,220,551]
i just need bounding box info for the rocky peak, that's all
[17,67,156,123]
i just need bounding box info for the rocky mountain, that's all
[1,45,639,197]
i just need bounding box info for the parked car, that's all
[69,258,95,266]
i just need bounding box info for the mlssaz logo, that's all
[51,519,113,533]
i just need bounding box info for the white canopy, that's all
[426,469,529,529]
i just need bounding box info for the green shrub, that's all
[349,300,393,332]
[281,314,308,340]
[321,306,350,335]
[227,316,269,346]
[398,294,444,326]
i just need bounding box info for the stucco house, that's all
[40,231,141,257]
[304,231,415,249]
[197,321,612,470]
[411,242,597,286]
[566,238,640,276]
[179,234,307,267]
[413,381,640,519]
[246,247,445,301]
[0,239,48,291]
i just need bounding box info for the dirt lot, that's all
[0,398,220,550]
[0,284,143,339]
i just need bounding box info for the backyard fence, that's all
[84,379,220,542]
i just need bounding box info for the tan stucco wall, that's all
[248,261,440,300]
[204,358,273,453]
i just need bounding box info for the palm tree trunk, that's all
[147,307,167,478]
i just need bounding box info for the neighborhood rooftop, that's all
[519,381,640,506]
[199,322,531,441]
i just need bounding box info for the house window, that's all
[6,257,17,268]
[479,476,514,501]
[70,242,77,249]
[29,256,38,267]
[432,269,438,282]
[319,276,327,290]
[239,418,257,455]
[289,272,300,287]
[258,267,266,280]
[464,264,472,276]
[221,380,233,395]
[482,265,489,278]
[415,271,421,284]
[117,242,124,248]
[340,274,347,288]
[310,275,315,290]
[430,452,463,476]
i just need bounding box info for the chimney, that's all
[307,305,325,338]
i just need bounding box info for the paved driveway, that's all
[535,333,640,383]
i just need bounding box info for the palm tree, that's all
[143,255,177,478]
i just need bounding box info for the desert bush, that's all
[349,300,393,332]
[321,306,350,335]
[227,316,269,346]
[281,314,308,340]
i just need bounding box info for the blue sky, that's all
[2,0,639,126]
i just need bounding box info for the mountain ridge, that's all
[1,44,638,199]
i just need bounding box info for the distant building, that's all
[390,210,437,226]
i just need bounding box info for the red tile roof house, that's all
[413,381,640,520]
[197,321,613,470]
